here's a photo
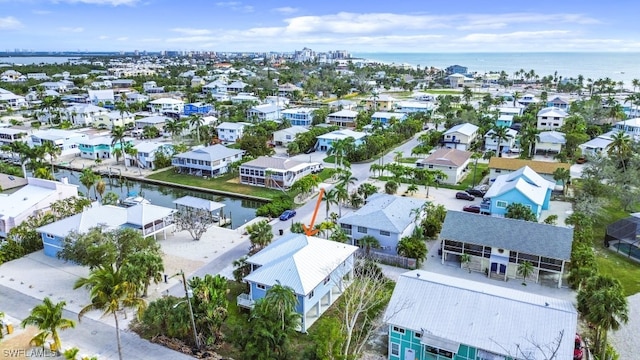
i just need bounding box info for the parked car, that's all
[456,192,475,201]
[574,334,584,360]
[279,210,297,221]
[462,205,481,213]
[466,188,486,197]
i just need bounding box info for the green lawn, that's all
[456,163,489,190]
[146,169,284,200]
[399,157,419,164]
[323,155,336,164]
[317,168,337,181]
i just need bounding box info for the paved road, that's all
[0,285,193,360]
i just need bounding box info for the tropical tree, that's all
[111,126,128,169]
[334,185,349,217]
[396,234,428,267]
[79,168,98,199]
[323,188,340,219]
[553,167,571,195]
[606,131,632,172]
[385,180,398,195]
[505,203,537,222]
[336,169,358,194]
[357,183,378,200]
[517,261,535,284]
[74,266,146,360]
[359,235,380,255]
[20,297,75,352]
[246,220,274,253]
[164,118,186,141]
[329,228,349,243]
[406,183,419,196]
[102,191,119,206]
[33,167,54,180]
[120,251,164,297]
[460,253,471,273]
[469,152,482,187]
[264,283,299,331]
[489,125,511,157]
[189,115,205,143]
[40,141,61,175]
[95,180,106,201]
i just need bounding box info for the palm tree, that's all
[79,168,98,199]
[111,126,128,169]
[95,180,106,201]
[470,152,482,187]
[393,151,403,164]
[40,141,61,175]
[323,188,340,219]
[517,122,540,159]
[460,253,471,273]
[189,115,205,143]
[264,283,299,331]
[517,261,535,284]
[164,119,186,142]
[20,297,75,352]
[33,167,54,180]
[553,167,571,195]
[606,131,632,172]
[359,235,380,255]
[246,220,274,253]
[327,137,354,169]
[489,125,511,157]
[74,266,146,360]
[337,169,358,194]
[334,184,349,217]
[1,141,33,178]
[406,183,419,196]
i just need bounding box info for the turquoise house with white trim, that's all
[76,136,134,160]
[384,271,577,360]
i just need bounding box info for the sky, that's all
[1,0,639,53]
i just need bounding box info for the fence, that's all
[359,249,417,269]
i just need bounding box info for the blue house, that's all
[281,107,317,126]
[76,136,134,160]
[237,233,358,332]
[384,270,577,360]
[183,102,213,115]
[37,203,175,258]
[371,111,407,124]
[315,129,367,151]
[481,166,554,219]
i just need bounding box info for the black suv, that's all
[466,188,486,197]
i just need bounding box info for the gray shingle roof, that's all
[440,211,573,260]
[174,144,244,162]
[339,193,426,233]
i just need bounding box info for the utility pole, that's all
[179,270,200,350]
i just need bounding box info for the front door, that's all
[404,348,416,360]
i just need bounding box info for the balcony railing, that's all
[237,293,255,309]
[142,220,173,236]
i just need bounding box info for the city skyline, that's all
[0,0,639,53]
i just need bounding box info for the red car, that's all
[574,334,583,360]
[462,205,481,213]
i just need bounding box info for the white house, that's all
[447,73,475,88]
[0,91,27,110]
[93,111,135,130]
[135,115,170,130]
[239,156,322,190]
[394,101,435,114]
[613,118,640,140]
[87,89,115,106]
[484,128,518,154]
[579,132,615,157]
[125,141,174,169]
[0,177,78,238]
[415,148,472,185]
[0,128,28,146]
[216,122,250,143]
[230,94,259,104]
[247,104,282,122]
[65,104,110,127]
[273,126,308,146]
[148,98,185,114]
[172,144,245,177]
[537,107,568,130]
[442,123,479,151]
[316,129,367,151]
[536,130,566,154]
[30,129,88,156]
[338,194,426,254]
[327,109,358,127]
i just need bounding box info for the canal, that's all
[54,169,261,229]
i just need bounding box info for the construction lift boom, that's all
[302,187,325,236]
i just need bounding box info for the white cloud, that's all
[215,1,253,12]
[171,28,212,36]
[32,10,52,15]
[60,27,84,33]
[0,16,23,30]
[116,36,129,41]
[98,35,109,40]
[57,0,139,5]
[273,6,298,14]
[458,30,572,43]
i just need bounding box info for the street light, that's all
[170,270,200,350]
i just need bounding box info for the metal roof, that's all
[384,271,576,359]
[244,233,358,295]
[420,148,472,167]
[537,106,568,118]
[339,193,426,233]
[317,129,367,141]
[484,166,555,206]
[444,123,478,136]
[440,211,573,260]
[173,196,225,212]
[538,131,566,144]
[240,156,313,171]
[173,144,244,162]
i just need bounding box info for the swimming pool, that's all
[612,242,640,261]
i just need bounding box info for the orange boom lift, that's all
[302,188,325,236]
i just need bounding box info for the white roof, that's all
[75,136,116,146]
[32,129,86,141]
[328,109,358,118]
[174,144,244,162]
[216,121,248,130]
[538,131,566,144]
[317,129,367,141]
[615,117,640,127]
[371,111,406,119]
[0,184,55,218]
[396,101,434,110]
[36,203,174,238]
[149,98,183,104]
[385,271,577,359]
[136,115,169,124]
[580,136,613,150]
[537,106,568,118]
[66,103,107,114]
[0,128,27,135]
[173,196,225,212]
[274,126,309,137]
[281,107,318,115]
[134,141,170,153]
[244,234,358,295]
[496,106,523,114]
[444,123,479,136]
[339,193,426,233]
[485,166,555,206]
[249,103,280,113]
[485,128,517,138]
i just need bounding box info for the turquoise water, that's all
[613,242,640,261]
[352,52,640,86]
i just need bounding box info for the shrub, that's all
[255,196,294,217]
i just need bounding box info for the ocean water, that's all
[352,52,640,86]
[0,56,80,65]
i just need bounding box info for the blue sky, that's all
[0,0,638,52]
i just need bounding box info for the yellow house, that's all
[93,111,135,129]
[364,94,396,111]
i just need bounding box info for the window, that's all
[380,230,390,236]
[414,332,422,339]
[392,326,405,334]
[45,233,55,239]
[540,122,547,126]
[496,200,508,208]
[308,290,314,299]
[357,226,367,234]
[391,343,399,356]
[495,169,501,173]
[428,165,434,169]
[324,276,330,285]
[256,284,266,290]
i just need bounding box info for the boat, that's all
[120,191,151,207]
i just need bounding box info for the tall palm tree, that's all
[517,261,535,284]
[359,235,380,255]
[606,131,632,172]
[40,141,61,175]
[111,126,128,169]
[470,152,482,187]
[334,184,349,217]
[79,168,98,199]
[20,297,75,352]
[164,118,186,142]
[95,180,106,201]
[517,122,540,159]
[189,115,205,143]
[489,125,511,157]
[74,266,146,360]
[337,169,358,194]
[264,283,299,331]
[553,167,571,195]
[1,141,33,178]
[323,188,340,219]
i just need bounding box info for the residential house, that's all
[338,193,426,254]
[0,70,22,82]
[384,270,577,360]
[0,177,78,238]
[87,89,115,106]
[445,64,468,74]
[394,101,435,114]
[492,106,524,127]
[536,130,566,154]
[143,81,165,94]
[441,123,479,151]
[76,136,134,160]
[25,90,59,103]
[93,111,135,130]
[481,166,555,219]
[537,107,569,130]
[328,99,357,110]
[264,96,290,108]
[447,73,475,88]
[148,98,185,115]
[0,173,27,191]
[39,81,70,92]
[327,109,358,127]
[238,233,358,332]
[111,79,136,89]
[273,126,308,146]
[202,79,228,94]
[579,132,614,157]
[316,129,367,151]
[125,141,173,169]
[247,104,282,122]
[484,128,518,154]
[0,128,28,146]
[27,73,50,80]
[190,76,205,87]
[135,115,170,131]
[37,203,175,257]
[613,118,640,140]
[371,111,407,124]
[216,122,250,143]
[277,83,302,97]
[547,96,570,109]
[123,92,149,105]
[173,195,226,218]
[0,91,27,110]
[230,93,259,104]
[172,144,245,177]
[415,148,472,185]
[364,94,396,111]
[488,157,571,184]
[65,103,109,127]
[518,93,539,107]
[239,156,322,189]
[30,129,87,156]
[281,107,317,126]
[183,102,213,115]
[226,81,249,93]
[440,210,573,286]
